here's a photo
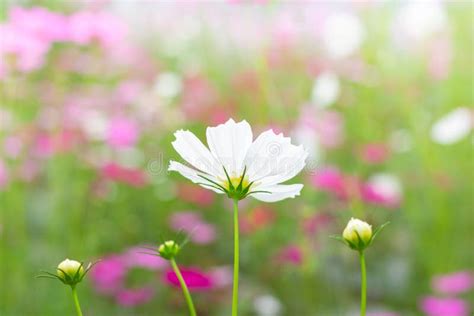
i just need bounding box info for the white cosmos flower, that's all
[169,119,308,202]
[311,71,340,108]
[430,107,472,145]
[321,12,365,59]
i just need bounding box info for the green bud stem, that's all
[71,286,83,316]
[359,251,367,316]
[170,258,197,316]
[232,198,240,316]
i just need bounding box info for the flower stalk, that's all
[170,258,197,316]
[36,259,95,316]
[71,286,83,316]
[359,251,366,316]
[153,240,197,316]
[232,199,240,316]
[330,218,389,316]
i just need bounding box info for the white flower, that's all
[311,71,340,108]
[169,119,307,202]
[254,294,282,316]
[343,218,372,246]
[430,107,472,145]
[321,12,365,59]
[367,173,402,205]
[57,259,84,280]
[392,1,447,49]
[154,72,182,99]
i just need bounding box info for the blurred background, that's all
[0,1,473,315]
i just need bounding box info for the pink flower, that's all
[208,267,232,288]
[362,173,402,209]
[180,75,218,121]
[368,312,400,316]
[432,271,474,295]
[106,118,139,148]
[428,37,452,81]
[115,80,145,106]
[276,245,303,266]
[314,110,344,148]
[420,296,469,316]
[310,167,347,199]
[0,23,49,74]
[19,159,40,182]
[294,106,344,152]
[3,135,22,158]
[359,143,390,164]
[9,6,68,42]
[90,256,127,295]
[123,247,168,270]
[301,213,333,236]
[311,167,402,208]
[0,160,8,190]
[169,212,216,245]
[91,246,168,306]
[164,267,214,291]
[177,183,215,206]
[240,206,276,234]
[33,134,54,158]
[67,11,128,48]
[101,162,148,187]
[116,287,154,307]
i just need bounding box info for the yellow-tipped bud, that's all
[57,259,85,284]
[343,218,373,250]
[158,240,180,260]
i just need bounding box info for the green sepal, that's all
[368,221,390,246]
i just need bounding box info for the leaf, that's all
[329,235,347,245]
[370,221,390,244]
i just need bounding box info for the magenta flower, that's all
[106,117,139,148]
[164,267,214,292]
[432,271,474,295]
[420,296,469,316]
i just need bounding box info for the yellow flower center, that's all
[222,175,250,191]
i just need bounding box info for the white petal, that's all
[168,161,223,194]
[172,130,222,177]
[251,183,304,203]
[430,107,472,145]
[244,129,308,186]
[206,119,253,176]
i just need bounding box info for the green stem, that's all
[71,286,83,316]
[359,251,367,316]
[170,258,197,316]
[232,199,240,316]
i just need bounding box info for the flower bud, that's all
[57,259,85,285]
[342,218,373,251]
[158,240,180,260]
